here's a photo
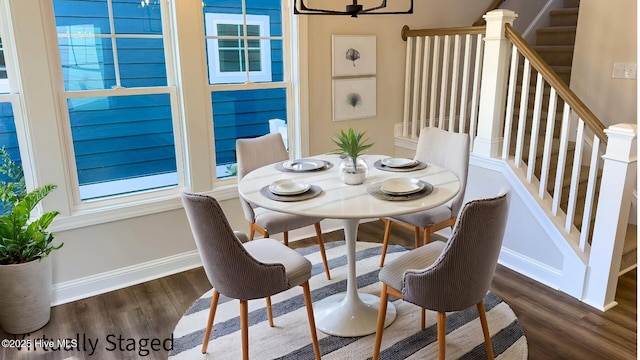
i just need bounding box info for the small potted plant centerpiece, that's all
[332,127,374,185]
[0,148,61,334]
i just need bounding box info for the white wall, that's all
[465,163,563,270]
[570,0,637,126]
[306,0,495,157]
[500,0,553,36]
[570,0,637,222]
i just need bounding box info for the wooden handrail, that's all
[473,0,506,26]
[505,24,607,142]
[401,25,486,41]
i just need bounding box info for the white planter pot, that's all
[0,256,52,334]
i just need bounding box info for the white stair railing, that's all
[399,9,636,311]
[501,23,607,253]
[400,26,485,146]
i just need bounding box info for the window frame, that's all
[0,36,8,93]
[205,13,272,84]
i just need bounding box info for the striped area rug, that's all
[169,241,528,359]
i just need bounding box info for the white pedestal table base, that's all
[313,218,396,337]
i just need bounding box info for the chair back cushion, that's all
[402,193,509,311]
[414,127,470,216]
[181,192,289,300]
[236,133,289,222]
[236,133,289,179]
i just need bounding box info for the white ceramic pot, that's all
[0,256,52,334]
[339,157,369,185]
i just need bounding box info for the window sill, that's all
[50,184,239,232]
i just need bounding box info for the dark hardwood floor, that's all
[0,221,636,359]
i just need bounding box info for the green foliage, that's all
[0,148,61,265]
[226,163,238,176]
[332,127,374,168]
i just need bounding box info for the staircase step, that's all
[515,84,569,112]
[508,135,575,166]
[563,0,580,8]
[536,26,577,46]
[550,8,580,27]
[515,64,572,85]
[533,45,575,67]
[551,66,572,84]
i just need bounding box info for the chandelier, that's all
[294,0,414,18]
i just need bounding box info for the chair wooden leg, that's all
[437,312,446,360]
[249,223,269,240]
[314,223,331,280]
[266,296,274,327]
[423,226,432,246]
[283,231,289,246]
[301,282,321,360]
[240,300,249,360]
[379,218,392,267]
[372,283,389,360]
[414,226,420,249]
[421,308,426,330]
[201,290,220,354]
[477,301,494,359]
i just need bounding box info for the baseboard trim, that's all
[51,218,369,305]
[51,251,203,306]
[498,247,562,290]
[581,299,619,312]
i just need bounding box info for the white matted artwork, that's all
[332,35,376,77]
[333,77,376,121]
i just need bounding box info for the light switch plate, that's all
[612,63,637,79]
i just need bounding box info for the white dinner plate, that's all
[282,159,326,171]
[381,157,418,168]
[269,179,311,195]
[380,177,424,195]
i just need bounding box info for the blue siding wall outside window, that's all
[67,94,175,185]
[212,88,286,165]
[0,103,20,167]
[54,0,166,91]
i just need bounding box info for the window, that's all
[203,0,290,179]
[0,0,301,227]
[0,36,8,94]
[205,13,272,84]
[53,0,180,201]
[0,26,23,177]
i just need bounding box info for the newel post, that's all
[473,9,517,157]
[583,123,637,311]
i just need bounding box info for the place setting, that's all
[367,176,433,201]
[374,157,428,172]
[274,158,333,172]
[260,179,323,202]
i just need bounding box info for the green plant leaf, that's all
[0,163,60,264]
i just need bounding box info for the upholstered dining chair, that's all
[379,127,470,267]
[372,193,509,360]
[236,133,331,280]
[181,192,321,360]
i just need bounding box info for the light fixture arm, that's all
[294,0,413,18]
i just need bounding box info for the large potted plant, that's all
[0,148,61,334]
[332,127,374,185]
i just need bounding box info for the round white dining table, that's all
[237,154,460,337]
